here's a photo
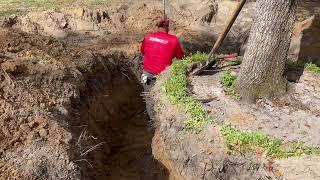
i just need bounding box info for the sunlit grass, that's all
[220,69,240,99]
[306,63,320,73]
[161,53,213,130]
[221,125,320,158]
[0,0,109,17]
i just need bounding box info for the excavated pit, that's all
[69,56,170,179]
[0,28,171,179]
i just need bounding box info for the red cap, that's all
[157,19,170,27]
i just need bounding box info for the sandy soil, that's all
[190,64,320,146]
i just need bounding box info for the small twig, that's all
[97,56,108,70]
[81,142,105,157]
[74,159,93,168]
[88,135,98,140]
[1,68,15,86]
[74,125,88,128]
[77,127,87,146]
[86,94,109,97]
[121,71,130,80]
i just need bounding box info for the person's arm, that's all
[175,40,184,59]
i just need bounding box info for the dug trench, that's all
[70,55,171,179]
[0,29,174,179]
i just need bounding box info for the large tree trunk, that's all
[237,0,297,102]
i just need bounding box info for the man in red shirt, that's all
[140,19,184,85]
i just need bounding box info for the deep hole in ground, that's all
[69,55,169,179]
[0,27,173,179]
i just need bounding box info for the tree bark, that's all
[237,0,297,102]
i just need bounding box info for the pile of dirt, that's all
[0,29,83,179]
[0,28,169,179]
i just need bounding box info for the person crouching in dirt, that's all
[140,19,184,86]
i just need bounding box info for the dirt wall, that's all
[0,29,84,179]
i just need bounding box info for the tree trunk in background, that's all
[237,0,297,102]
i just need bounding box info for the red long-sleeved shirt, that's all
[141,31,184,75]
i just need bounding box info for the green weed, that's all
[221,70,237,88]
[221,125,320,159]
[286,59,304,70]
[306,63,320,73]
[162,54,213,130]
[220,70,240,99]
[0,0,62,16]
[76,0,109,6]
[231,58,242,66]
[184,51,209,64]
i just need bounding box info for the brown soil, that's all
[188,62,320,179]
[0,2,184,178]
[0,28,169,179]
[0,29,82,179]
[190,63,320,146]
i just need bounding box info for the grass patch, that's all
[0,0,62,16]
[161,53,212,130]
[285,59,320,74]
[0,0,109,17]
[306,63,320,73]
[220,70,240,99]
[230,57,242,66]
[221,125,320,159]
[286,59,304,70]
[184,51,209,64]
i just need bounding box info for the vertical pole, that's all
[163,0,166,19]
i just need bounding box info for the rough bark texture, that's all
[237,0,297,102]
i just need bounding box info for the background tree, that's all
[237,0,297,102]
